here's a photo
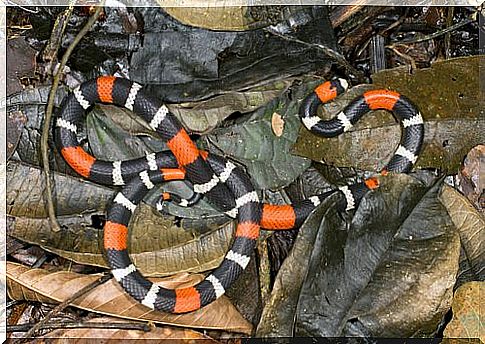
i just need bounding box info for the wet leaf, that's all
[293,56,483,172]
[258,174,461,337]
[295,175,460,337]
[131,7,336,103]
[41,317,220,342]
[207,81,320,190]
[256,193,342,337]
[439,185,485,287]
[443,281,484,342]
[7,262,252,334]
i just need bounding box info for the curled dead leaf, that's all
[6,262,252,335]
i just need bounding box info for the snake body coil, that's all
[56,76,424,313]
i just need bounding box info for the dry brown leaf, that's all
[6,262,252,335]
[439,185,485,284]
[271,112,284,137]
[39,317,220,342]
[161,6,284,31]
[457,144,484,209]
[443,281,484,342]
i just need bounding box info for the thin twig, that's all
[21,273,112,340]
[388,17,475,47]
[263,28,365,81]
[10,321,150,333]
[444,8,455,59]
[386,45,417,72]
[41,2,105,233]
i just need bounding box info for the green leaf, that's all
[207,81,322,190]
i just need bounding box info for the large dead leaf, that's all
[295,176,460,337]
[170,80,293,134]
[293,56,483,172]
[8,210,236,277]
[7,262,252,334]
[162,6,287,31]
[258,174,461,337]
[439,185,485,288]
[443,281,484,342]
[7,160,113,218]
[40,317,220,342]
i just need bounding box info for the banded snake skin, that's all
[56,76,424,313]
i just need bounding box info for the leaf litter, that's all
[6,5,483,341]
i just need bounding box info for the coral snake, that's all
[56,76,424,313]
